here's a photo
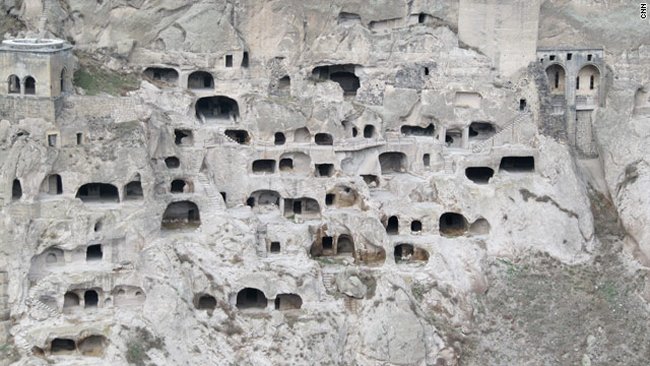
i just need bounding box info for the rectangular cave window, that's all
[225,54,233,67]
[322,236,333,251]
[86,244,103,261]
[499,156,535,172]
[47,134,57,147]
[549,55,556,61]
[325,193,335,206]
[76,133,83,145]
[424,67,429,76]
[519,99,527,111]
[279,158,293,171]
[587,54,592,61]
[252,159,275,174]
[567,53,572,60]
[270,241,281,253]
[293,200,302,214]
[423,154,430,167]
[576,77,580,90]
[315,164,334,177]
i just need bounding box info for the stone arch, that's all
[314,133,333,145]
[247,190,281,211]
[294,127,311,143]
[275,294,302,310]
[274,132,286,145]
[469,218,491,235]
[76,183,119,203]
[84,290,99,308]
[283,197,320,218]
[51,338,76,355]
[187,71,214,89]
[77,335,106,356]
[41,174,63,195]
[60,68,67,93]
[394,243,429,263]
[24,76,36,95]
[112,285,145,306]
[236,288,267,309]
[171,179,192,193]
[7,74,20,94]
[279,152,311,173]
[63,292,80,309]
[379,152,407,174]
[386,215,399,235]
[195,96,239,121]
[577,64,600,95]
[195,293,217,310]
[545,64,566,95]
[363,125,375,138]
[143,67,179,85]
[11,178,22,200]
[439,212,468,237]
[161,201,201,229]
[336,234,355,255]
[124,180,143,200]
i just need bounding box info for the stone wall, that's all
[459,0,541,76]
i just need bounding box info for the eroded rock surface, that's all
[0,1,649,365]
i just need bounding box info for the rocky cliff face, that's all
[0,1,649,365]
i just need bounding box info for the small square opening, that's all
[225,55,233,67]
[270,241,281,253]
[47,134,57,147]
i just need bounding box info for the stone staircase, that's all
[38,0,54,36]
[13,334,34,357]
[472,112,532,153]
[321,271,337,294]
[195,173,222,215]
[25,280,59,320]
[255,224,268,258]
[343,296,360,313]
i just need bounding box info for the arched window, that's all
[24,76,36,95]
[60,68,67,93]
[187,71,214,89]
[8,75,20,94]
[161,201,201,229]
[195,96,239,121]
[236,288,267,309]
[12,179,22,200]
[545,64,566,95]
[577,65,600,95]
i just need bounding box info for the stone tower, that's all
[0,38,74,121]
